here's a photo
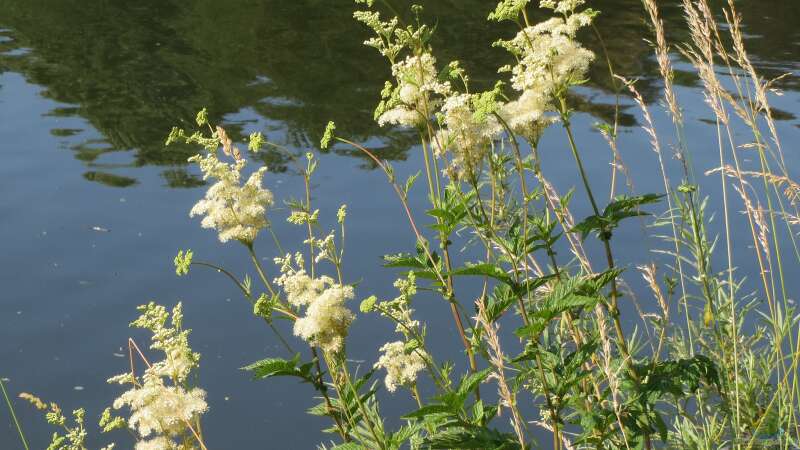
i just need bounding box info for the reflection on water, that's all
[0,0,797,187]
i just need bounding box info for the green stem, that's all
[0,377,28,450]
[245,243,277,297]
[558,97,650,449]
[311,347,350,442]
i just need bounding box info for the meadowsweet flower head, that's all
[393,272,417,299]
[337,204,347,223]
[320,121,336,149]
[20,395,91,450]
[134,436,178,450]
[274,258,354,353]
[540,0,586,15]
[499,89,558,142]
[491,2,594,141]
[374,341,427,392]
[496,0,596,98]
[435,93,501,180]
[293,283,355,353]
[353,9,402,60]
[130,302,199,383]
[99,407,126,433]
[248,131,265,153]
[189,150,273,244]
[498,18,595,96]
[275,268,332,307]
[195,108,208,127]
[489,0,531,22]
[287,209,319,226]
[307,231,337,264]
[370,273,422,337]
[109,303,207,447]
[113,372,207,440]
[376,53,450,128]
[173,249,192,276]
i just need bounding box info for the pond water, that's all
[1,0,798,448]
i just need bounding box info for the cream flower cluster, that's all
[540,0,586,14]
[132,436,179,450]
[189,151,273,244]
[108,303,207,449]
[274,255,355,353]
[495,1,595,139]
[436,93,502,180]
[370,274,428,392]
[377,53,451,128]
[374,341,427,392]
[274,268,331,308]
[500,90,558,143]
[131,302,199,383]
[354,10,402,60]
[112,371,207,447]
[501,12,595,96]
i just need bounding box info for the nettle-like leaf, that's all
[405,369,492,422]
[242,353,316,385]
[457,368,492,400]
[481,285,517,323]
[526,214,562,254]
[388,423,423,449]
[403,171,421,197]
[572,193,664,240]
[383,253,427,269]
[450,262,554,298]
[551,339,600,397]
[383,243,442,281]
[311,372,384,441]
[403,404,454,420]
[585,267,624,294]
[515,275,603,340]
[424,427,521,449]
[330,443,364,450]
[427,185,471,236]
[403,369,517,449]
[613,355,721,442]
[450,263,515,288]
[633,355,721,401]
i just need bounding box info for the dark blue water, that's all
[1,0,798,448]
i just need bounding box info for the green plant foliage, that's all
[572,193,664,240]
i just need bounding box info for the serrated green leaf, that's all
[457,368,492,399]
[402,404,454,419]
[241,354,314,384]
[383,253,426,269]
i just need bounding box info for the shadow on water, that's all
[0,0,796,186]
